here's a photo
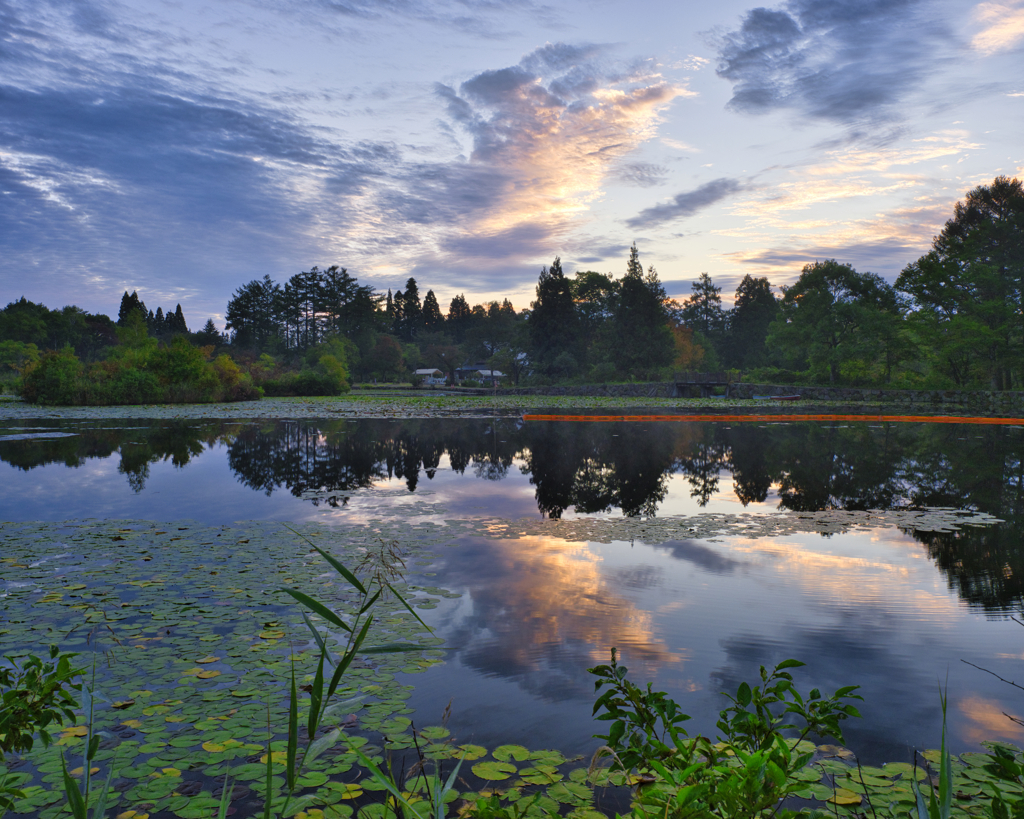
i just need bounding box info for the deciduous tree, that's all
[897,176,1024,388]
[768,260,900,384]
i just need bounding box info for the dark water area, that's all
[3,414,1024,768]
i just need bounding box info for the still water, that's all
[3,414,1024,766]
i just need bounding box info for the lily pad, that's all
[493,745,530,762]
[472,761,518,781]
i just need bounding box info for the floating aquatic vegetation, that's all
[0,521,449,819]
[0,395,888,423]
[0,502,1011,819]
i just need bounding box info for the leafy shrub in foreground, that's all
[590,650,862,819]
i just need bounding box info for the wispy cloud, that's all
[972,0,1024,53]
[263,0,564,38]
[714,0,954,124]
[713,133,980,281]
[626,178,744,229]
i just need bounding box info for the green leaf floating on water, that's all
[493,744,530,762]
[454,744,487,760]
[472,761,518,781]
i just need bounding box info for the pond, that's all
[2,410,1024,817]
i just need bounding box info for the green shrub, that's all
[18,348,83,404]
[588,361,619,382]
[292,367,342,396]
[226,374,262,401]
[108,366,162,405]
[745,367,806,385]
[550,351,579,379]
[151,335,208,385]
[590,651,862,819]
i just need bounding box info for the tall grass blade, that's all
[938,687,952,819]
[59,753,86,819]
[88,750,118,819]
[433,756,465,819]
[358,589,383,615]
[312,545,367,595]
[350,746,419,816]
[326,617,373,701]
[215,774,234,819]
[304,728,341,769]
[301,611,331,657]
[281,589,348,630]
[262,706,273,819]
[279,523,366,594]
[308,653,325,739]
[286,663,298,794]
[385,581,430,630]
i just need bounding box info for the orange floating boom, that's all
[521,414,1024,425]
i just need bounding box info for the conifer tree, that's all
[422,290,444,332]
[399,278,422,340]
[612,248,673,377]
[447,294,472,342]
[529,256,578,374]
[168,304,188,335]
[118,291,147,326]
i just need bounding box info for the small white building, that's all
[413,368,446,385]
[463,369,505,386]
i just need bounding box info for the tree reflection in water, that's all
[2,416,1024,612]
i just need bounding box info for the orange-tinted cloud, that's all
[972,1,1024,53]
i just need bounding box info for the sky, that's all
[1,0,1023,327]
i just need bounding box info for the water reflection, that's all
[434,536,680,702]
[2,417,1024,612]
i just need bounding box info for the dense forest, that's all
[1,175,1021,403]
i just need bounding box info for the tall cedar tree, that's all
[398,278,422,340]
[447,294,472,343]
[612,245,673,377]
[422,290,444,332]
[680,273,725,337]
[529,257,578,374]
[724,275,778,368]
[118,291,147,326]
[168,304,188,335]
[391,290,404,337]
[225,275,282,349]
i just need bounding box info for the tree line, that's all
[221,244,693,384]
[2,175,1021,400]
[219,176,1022,389]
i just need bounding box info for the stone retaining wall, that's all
[728,383,1024,409]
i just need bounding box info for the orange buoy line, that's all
[521,413,1024,425]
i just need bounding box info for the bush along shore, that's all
[13,322,354,407]
[4,521,1024,819]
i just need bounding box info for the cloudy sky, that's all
[2,0,1022,326]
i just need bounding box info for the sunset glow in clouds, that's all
[0,0,1022,322]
